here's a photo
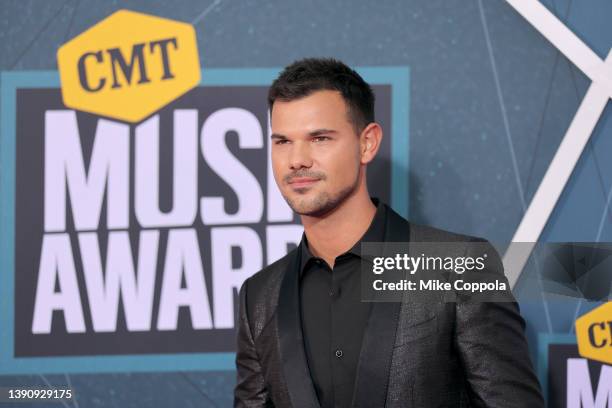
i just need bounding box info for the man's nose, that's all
[289,141,313,170]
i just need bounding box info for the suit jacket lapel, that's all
[277,247,321,408]
[352,205,410,408]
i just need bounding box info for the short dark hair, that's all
[268,58,375,133]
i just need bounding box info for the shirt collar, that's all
[299,197,387,276]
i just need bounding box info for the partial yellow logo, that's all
[57,9,200,123]
[576,302,612,365]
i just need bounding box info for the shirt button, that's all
[329,290,335,297]
[335,349,343,358]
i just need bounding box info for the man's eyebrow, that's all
[309,129,337,136]
[270,129,337,139]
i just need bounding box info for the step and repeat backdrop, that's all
[1,1,611,406]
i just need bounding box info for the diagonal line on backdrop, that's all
[477,0,552,333]
[523,54,560,197]
[524,0,574,198]
[556,0,612,228]
[566,58,584,99]
[63,0,81,43]
[477,0,527,210]
[191,0,223,26]
[9,0,70,69]
[179,372,220,408]
[39,374,72,408]
[64,373,79,408]
[563,24,612,228]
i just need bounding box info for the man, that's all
[234,58,543,407]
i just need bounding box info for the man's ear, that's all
[360,123,383,164]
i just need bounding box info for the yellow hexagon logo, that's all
[57,9,200,123]
[576,302,612,365]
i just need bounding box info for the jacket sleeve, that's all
[454,239,544,408]
[234,278,273,407]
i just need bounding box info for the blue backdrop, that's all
[1,0,610,406]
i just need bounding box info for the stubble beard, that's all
[283,175,360,218]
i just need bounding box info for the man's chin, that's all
[293,206,333,217]
[285,195,338,218]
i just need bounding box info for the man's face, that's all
[270,90,362,217]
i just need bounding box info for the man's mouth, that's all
[288,177,320,189]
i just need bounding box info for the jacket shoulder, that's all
[246,248,296,295]
[241,248,297,334]
[385,204,486,244]
[407,221,503,274]
[408,221,483,243]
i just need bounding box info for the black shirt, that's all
[299,199,387,408]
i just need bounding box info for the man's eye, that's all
[275,139,289,145]
[313,136,329,142]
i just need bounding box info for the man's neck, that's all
[301,191,377,268]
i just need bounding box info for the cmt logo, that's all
[576,302,612,365]
[76,37,179,92]
[57,9,200,123]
